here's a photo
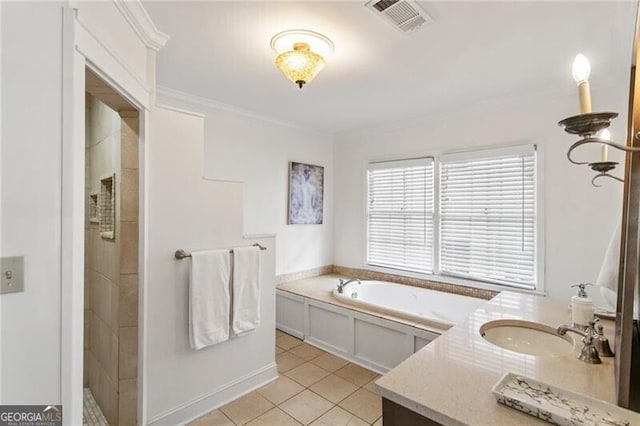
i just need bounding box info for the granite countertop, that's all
[374,291,617,426]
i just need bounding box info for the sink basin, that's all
[480,319,574,357]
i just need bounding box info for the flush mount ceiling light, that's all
[270,30,334,89]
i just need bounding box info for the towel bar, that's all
[175,243,266,260]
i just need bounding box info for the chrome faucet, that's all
[337,278,361,294]
[556,322,602,364]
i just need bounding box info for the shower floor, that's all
[83,388,108,426]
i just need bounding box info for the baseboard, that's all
[147,362,278,425]
[276,323,304,339]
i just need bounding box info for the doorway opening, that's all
[83,68,140,426]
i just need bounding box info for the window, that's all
[365,145,538,290]
[367,158,434,274]
[439,146,537,289]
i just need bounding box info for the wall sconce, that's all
[271,30,334,88]
[559,54,640,186]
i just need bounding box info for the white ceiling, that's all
[144,1,637,133]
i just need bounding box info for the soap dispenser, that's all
[571,283,594,329]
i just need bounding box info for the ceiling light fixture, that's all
[270,30,334,89]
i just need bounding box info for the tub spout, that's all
[337,278,361,293]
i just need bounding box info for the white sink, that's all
[480,319,575,357]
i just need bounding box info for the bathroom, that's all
[0,1,639,425]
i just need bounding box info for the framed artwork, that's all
[288,161,324,224]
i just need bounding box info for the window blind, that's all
[367,158,434,274]
[439,146,536,289]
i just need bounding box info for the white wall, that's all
[0,1,64,404]
[157,89,334,276]
[333,82,628,304]
[145,105,276,424]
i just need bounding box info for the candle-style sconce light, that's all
[559,54,640,186]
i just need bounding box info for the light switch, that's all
[1,256,24,294]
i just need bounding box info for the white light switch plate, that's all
[1,256,25,294]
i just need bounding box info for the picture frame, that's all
[288,161,324,225]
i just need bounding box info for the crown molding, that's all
[156,85,318,132]
[113,0,170,51]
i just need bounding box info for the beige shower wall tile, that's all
[97,364,118,425]
[97,238,118,280]
[110,283,120,334]
[84,314,91,350]
[108,331,118,382]
[83,351,90,388]
[119,274,138,327]
[120,222,138,274]
[93,315,111,368]
[84,267,91,306]
[88,351,98,393]
[120,113,139,170]
[119,379,137,426]
[91,273,113,327]
[89,311,100,364]
[120,169,138,222]
[119,326,137,380]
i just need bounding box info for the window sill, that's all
[362,264,546,297]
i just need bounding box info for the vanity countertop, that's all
[375,291,617,425]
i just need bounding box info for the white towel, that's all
[232,246,261,335]
[189,249,231,350]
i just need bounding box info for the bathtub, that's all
[333,280,487,327]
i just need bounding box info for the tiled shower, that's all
[84,94,139,426]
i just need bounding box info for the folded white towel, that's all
[232,246,261,335]
[189,249,231,350]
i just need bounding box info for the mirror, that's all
[616,2,640,410]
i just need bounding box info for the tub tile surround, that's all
[375,291,617,425]
[276,265,334,285]
[332,265,498,300]
[276,265,498,300]
[188,330,383,425]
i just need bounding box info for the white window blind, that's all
[367,158,434,274]
[439,146,537,289]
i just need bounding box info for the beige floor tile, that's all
[310,353,350,373]
[219,391,273,425]
[257,376,305,405]
[277,352,307,373]
[334,363,378,387]
[288,343,326,361]
[276,334,304,350]
[285,362,331,387]
[279,390,333,425]
[276,346,285,355]
[309,374,358,404]
[245,408,301,426]
[338,389,382,424]
[362,375,381,393]
[372,416,383,426]
[188,409,234,426]
[309,406,369,426]
[276,329,286,337]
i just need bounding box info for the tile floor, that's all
[83,388,109,426]
[189,330,383,425]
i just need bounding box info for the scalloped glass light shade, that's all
[275,44,325,88]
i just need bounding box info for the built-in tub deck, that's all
[276,273,491,374]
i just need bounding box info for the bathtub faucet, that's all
[337,278,361,294]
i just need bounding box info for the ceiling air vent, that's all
[365,0,433,33]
